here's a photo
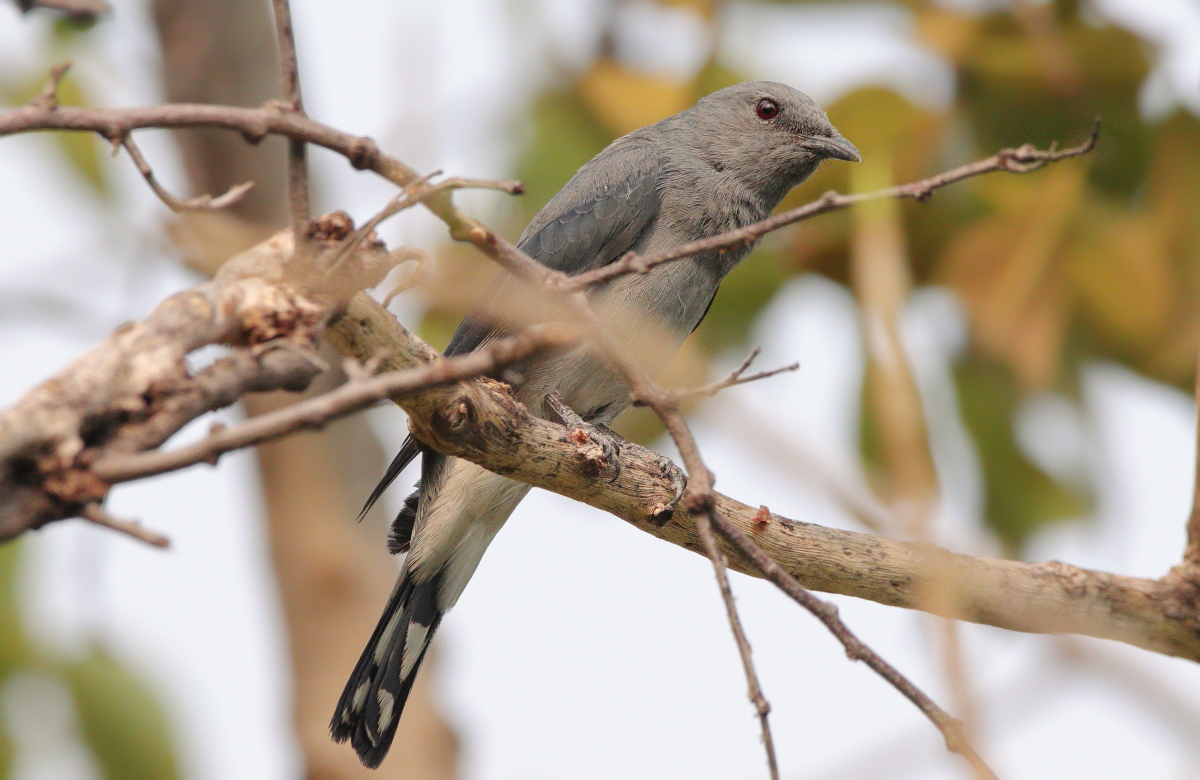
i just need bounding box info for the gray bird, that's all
[331,80,859,767]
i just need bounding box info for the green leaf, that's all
[954,356,1088,548]
[516,90,612,214]
[62,653,181,780]
[50,75,108,195]
[694,247,787,351]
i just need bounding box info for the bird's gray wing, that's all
[360,139,663,529]
[444,137,663,356]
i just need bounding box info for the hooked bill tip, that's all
[821,132,861,163]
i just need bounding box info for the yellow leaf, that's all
[577,59,690,138]
[938,165,1086,388]
[1067,210,1173,353]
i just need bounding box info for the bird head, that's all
[680,81,860,204]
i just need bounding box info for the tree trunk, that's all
[150,1,458,775]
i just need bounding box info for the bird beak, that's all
[804,131,861,163]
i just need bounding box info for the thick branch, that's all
[0,217,402,538]
[90,324,574,483]
[325,294,1200,663]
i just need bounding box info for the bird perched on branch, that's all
[331,80,859,767]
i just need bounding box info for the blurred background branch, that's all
[151,0,456,776]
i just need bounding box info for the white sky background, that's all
[2,0,1200,779]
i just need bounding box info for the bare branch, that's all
[79,502,170,548]
[269,0,312,258]
[434,176,525,195]
[652,348,800,404]
[30,62,71,111]
[1184,342,1200,567]
[122,134,253,212]
[706,510,997,780]
[15,0,109,20]
[558,120,1103,293]
[0,217,404,538]
[701,514,780,780]
[325,295,1200,662]
[90,324,573,483]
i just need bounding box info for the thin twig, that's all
[269,0,311,257]
[651,348,799,404]
[708,510,998,780]
[0,96,1091,296]
[434,176,525,195]
[1184,342,1200,566]
[380,249,430,308]
[121,135,253,212]
[89,324,574,483]
[79,503,170,548]
[323,170,441,276]
[556,120,1103,293]
[699,513,780,780]
[30,62,71,110]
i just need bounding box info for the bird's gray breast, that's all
[515,152,772,422]
[517,189,762,423]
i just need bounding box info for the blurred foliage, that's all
[0,23,108,195]
[418,0,1200,549]
[0,540,181,779]
[64,654,180,780]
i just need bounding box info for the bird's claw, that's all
[565,421,623,482]
[648,457,687,527]
[547,393,624,482]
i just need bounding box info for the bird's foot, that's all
[546,392,624,482]
[648,457,687,527]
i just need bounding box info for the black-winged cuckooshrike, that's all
[331,80,859,767]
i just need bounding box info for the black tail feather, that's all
[357,436,422,521]
[331,571,443,768]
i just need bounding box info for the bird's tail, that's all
[330,572,441,768]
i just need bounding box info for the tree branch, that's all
[556,119,1102,293]
[122,134,254,212]
[79,502,170,548]
[269,0,311,257]
[703,526,780,780]
[648,348,799,404]
[322,294,1200,664]
[0,214,404,538]
[89,324,574,483]
[707,510,995,779]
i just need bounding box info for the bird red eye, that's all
[755,98,779,120]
